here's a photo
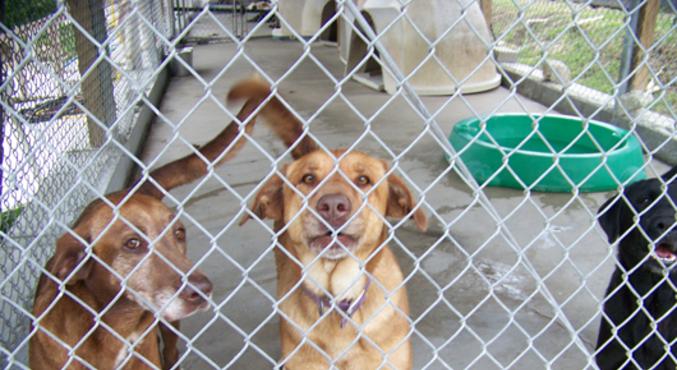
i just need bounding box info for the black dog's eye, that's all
[638,194,655,207]
[301,174,316,185]
[356,175,371,186]
[175,227,186,241]
[124,237,145,251]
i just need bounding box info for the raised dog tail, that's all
[227,76,318,159]
[134,91,261,199]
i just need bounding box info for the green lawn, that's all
[4,0,57,29]
[491,0,675,116]
[35,22,77,61]
[0,207,23,234]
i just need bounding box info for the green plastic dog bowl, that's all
[448,114,645,192]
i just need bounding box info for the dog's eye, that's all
[175,227,186,241]
[124,238,145,251]
[301,174,316,185]
[639,194,654,206]
[356,175,371,186]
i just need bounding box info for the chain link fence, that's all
[492,0,676,115]
[0,0,176,365]
[0,0,675,368]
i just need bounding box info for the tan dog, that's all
[29,93,262,369]
[233,79,427,370]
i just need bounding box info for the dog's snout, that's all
[650,214,675,235]
[316,193,352,227]
[179,273,213,303]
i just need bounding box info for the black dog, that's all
[595,166,676,369]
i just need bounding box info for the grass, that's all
[35,23,77,62]
[0,207,23,234]
[491,0,675,116]
[4,0,57,29]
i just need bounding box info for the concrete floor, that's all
[139,35,668,369]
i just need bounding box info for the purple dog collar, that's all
[301,278,371,328]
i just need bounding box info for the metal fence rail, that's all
[0,0,674,368]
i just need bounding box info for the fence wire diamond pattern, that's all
[0,0,675,369]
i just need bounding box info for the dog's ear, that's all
[661,166,677,183]
[386,174,428,231]
[239,175,284,225]
[597,194,621,243]
[48,232,92,285]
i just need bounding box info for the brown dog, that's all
[233,79,427,369]
[29,93,262,369]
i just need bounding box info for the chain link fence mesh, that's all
[492,0,676,115]
[0,0,675,368]
[0,0,175,364]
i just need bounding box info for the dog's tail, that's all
[134,95,260,199]
[227,76,318,159]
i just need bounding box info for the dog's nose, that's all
[650,214,675,236]
[180,273,213,303]
[316,193,352,227]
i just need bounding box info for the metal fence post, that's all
[618,0,659,94]
[67,0,117,147]
[628,0,660,91]
[0,0,5,202]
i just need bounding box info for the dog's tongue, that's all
[656,245,675,259]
